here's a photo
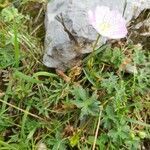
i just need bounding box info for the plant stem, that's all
[13,21,20,68]
[88,34,101,68]
[93,34,100,51]
[92,106,103,150]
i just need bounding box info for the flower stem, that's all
[87,34,101,68]
[93,34,100,51]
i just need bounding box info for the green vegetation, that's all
[0,1,149,149]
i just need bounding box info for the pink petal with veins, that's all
[88,5,128,39]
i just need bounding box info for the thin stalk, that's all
[93,34,100,51]
[13,21,20,67]
[88,34,101,68]
[92,106,103,150]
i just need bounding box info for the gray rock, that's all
[43,0,150,70]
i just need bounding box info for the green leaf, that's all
[69,132,80,147]
[1,6,25,23]
[101,73,118,94]
[73,86,87,101]
[13,70,42,84]
[72,86,100,119]
[0,48,15,69]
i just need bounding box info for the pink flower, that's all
[88,6,128,39]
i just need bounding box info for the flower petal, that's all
[95,6,110,25]
[88,5,128,39]
[88,10,95,26]
[107,26,127,39]
[106,11,127,39]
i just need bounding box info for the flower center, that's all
[99,22,110,33]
